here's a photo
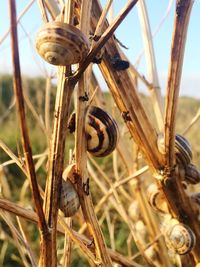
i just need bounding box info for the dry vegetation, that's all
[0,1,200,267]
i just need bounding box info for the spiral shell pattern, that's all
[147,184,169,214]
[165,222,196,255]
[85,106,119,157]
[185,164,200,184]
[157,134,192,166]
[175,134,192,166]
[35,21,89,66]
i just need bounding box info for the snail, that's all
[67,106,119,157]
[86,106,119,157]
[35,21,89,66]
[185,164,200,184]
[147,183,169,215]
[128,201,141,221]
[157,134,192,166]
[59,164,80,217]
[164,220,196,255]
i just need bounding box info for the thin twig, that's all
[8,0,47,237]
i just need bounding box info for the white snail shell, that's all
[86,106,119,157]
[128,201,141,221]
[59,164,80,217]
[185,164,200,184]
[157,134,192,166]
[35,21,89,66]
[147,183,169,214]
[164,221,196,255]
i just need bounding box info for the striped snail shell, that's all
[86,106,119,157]
[147,184,169,214]
[59,164,80,217]
[157,134,192,166]
[35,21,89,66]
[164,221,196,255]
[185,164,200,184]
[175,134,192,166]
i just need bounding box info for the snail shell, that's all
[147,184,169,214]
[59,164,80,217]
[35,21,89,66]
[185,164,200,184]
[164,222,196,255]
[157,134,192,166]
[59,179,80,217]
[86,106,119,157]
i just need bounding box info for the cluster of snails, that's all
[147,183,197,255]
[35,21,89,66]
[68,105,119,157]
[157,134,200,185]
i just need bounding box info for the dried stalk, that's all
[0,199,142,267]
[162,0,200,262]
[90,0,164,171]
[0,0,35,45]
[37,0,49,22]
[182,107,200,135]
[164,0,193,166]
[74,1,113,265]
[137,0,164,132]
[73,0,139,82]
[8,0,47,239]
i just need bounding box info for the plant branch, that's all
[8,0,47,236]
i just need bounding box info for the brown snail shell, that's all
[85,106,119,157]
[35,21,89,66]
[164,221,196,255]
[147,184,169,214]
[59,179,80,217]
[185,164,200,184]
[59,164,80,217]
[157,134,192,166]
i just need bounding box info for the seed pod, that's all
[164,221,196,255]
[185,164,200,184]
[35,21,89,66]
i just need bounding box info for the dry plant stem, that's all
[73,1,113,266]
[0,199,142,267]
[37,0,49,22]
[92,0,113,41]
[44,0,60,19]
[44,77,52,138]
[9,0,47,236]
[73,0,139,82]
[162,1,200,261]
[182,107,200,135]
[137,0,164,132]
[41,70,74,266]
[62,218,72,267]
[0,0,35,45]
[164,0,193,166]
[41,3,77,266]
[89,0,164,171]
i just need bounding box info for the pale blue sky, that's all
[0,1,200,97]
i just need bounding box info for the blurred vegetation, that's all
[0,74,200,266]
